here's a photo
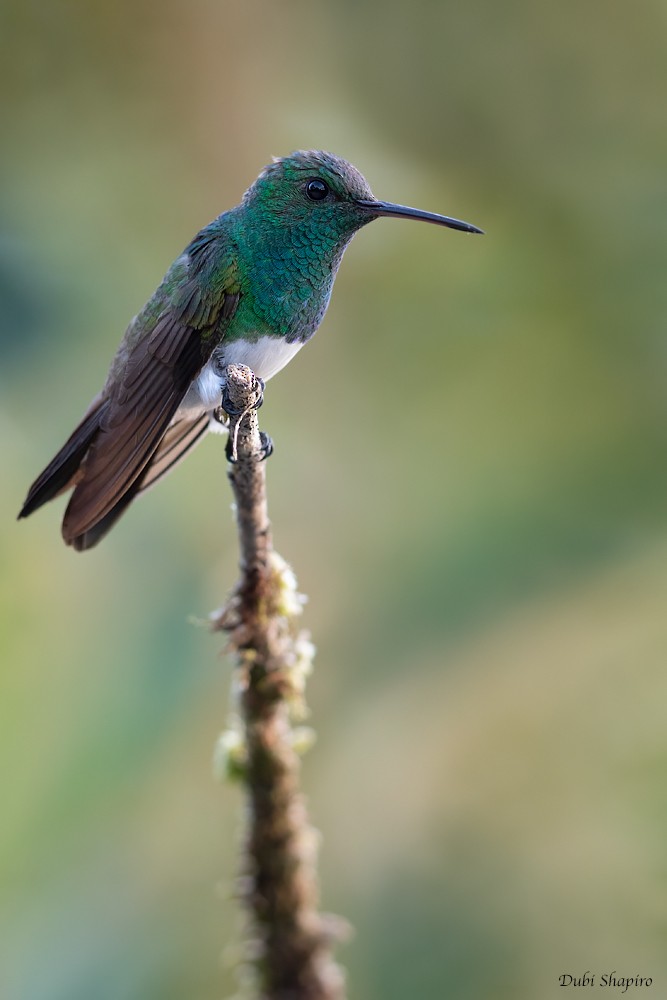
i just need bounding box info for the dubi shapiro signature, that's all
[559,973,652,993]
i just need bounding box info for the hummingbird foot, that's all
[258,430,274,461]
[220,375,265,416]
[225,429,273,464]
[220,367,269,462]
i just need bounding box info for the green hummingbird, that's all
[19,150,482,550]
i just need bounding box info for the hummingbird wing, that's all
[61,290,239,549]
[136,412,211,493]
[65,412,211,551]
[19,231,242,550]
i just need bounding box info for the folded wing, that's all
[61,293,238,548]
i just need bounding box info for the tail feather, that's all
[64,413,210,551]
[18,396,107,519]
[20,401,212,550]
[67,480,142,551]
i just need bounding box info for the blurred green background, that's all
[2,1,667,998]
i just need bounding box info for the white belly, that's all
[219,336,303,383]
[176,335,303,418]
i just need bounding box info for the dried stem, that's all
[212,364,347,1000]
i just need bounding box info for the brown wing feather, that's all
[62,292,238,547]
[19,231,240,550]
[136,412,210,494]
[68,413,210,551]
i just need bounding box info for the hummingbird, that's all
[18,150,482,550]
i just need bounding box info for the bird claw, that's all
[258,431,273,461]
[225,430,273,464]
[221,372,269,463]
[220,375,265,416]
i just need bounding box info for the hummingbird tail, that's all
[18,399,211,550]
[65,411,211,551]
[18,396,108,520]
[68,480,142,551]
[67,413,210,550]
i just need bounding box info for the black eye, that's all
[305,178,329,201]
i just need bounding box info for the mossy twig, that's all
[212,364,347,1000]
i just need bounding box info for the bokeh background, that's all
[2,2,667,998]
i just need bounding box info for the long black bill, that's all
[355,199,483,235]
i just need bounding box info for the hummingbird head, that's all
[242,150,483,245]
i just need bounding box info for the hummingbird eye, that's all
[305,178,330,202]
